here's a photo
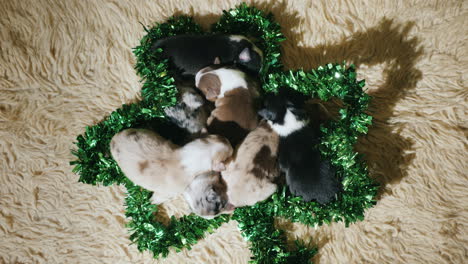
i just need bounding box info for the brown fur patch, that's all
[250,145,278,180]
[198,73,221,101]
[210,88,258,131]
[138,160,149,173]
[258,120,273,132]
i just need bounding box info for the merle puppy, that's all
[258,87,340,204]
[152,34,263,79]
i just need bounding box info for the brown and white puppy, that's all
[110,129,233,206]
[195,65,260,146]
[221,121,280,207]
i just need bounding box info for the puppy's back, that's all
[223,122,280,206]
[110,128,176,163]
[280,127,339,204]
[110,129,181,196]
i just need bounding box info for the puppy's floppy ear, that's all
[238,47,251,62]
[197,73,221,102]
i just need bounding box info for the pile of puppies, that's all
[110,34,340,219]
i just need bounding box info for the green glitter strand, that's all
[70,3,378,263]
[233,202,317,263]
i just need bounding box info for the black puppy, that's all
[152,34,263,79]
[258,88,340,204]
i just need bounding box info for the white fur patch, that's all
[229,35,247,42]
[182,92,203,109]
[195,70,204,87]
[239,48,251,62]
[179,140,212,176]
[229,35,263,60]
[270,109,307,137]
[178,137,232,176]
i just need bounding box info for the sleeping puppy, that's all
[110,129,233,207]
[221,121,280,207]
[163,82,212,137]
[152,34,263,79]
[195,65,260,146]
[184,171,235,219]
[258,87,340,204]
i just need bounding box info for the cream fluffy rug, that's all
[1,0,467,263]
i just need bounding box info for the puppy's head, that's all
[183,171,235,219]
[195,65,248,102]
[228,35,263,74]
[258,87,309,135]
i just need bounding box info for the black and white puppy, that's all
[258,88,340,204]
[152,34,263,79]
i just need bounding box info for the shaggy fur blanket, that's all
[1,0,466,263]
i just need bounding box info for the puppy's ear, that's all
[239,47,251,62]
[213,57,221,64]
[197,73,221,102]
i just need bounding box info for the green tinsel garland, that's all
[70,3,378,263]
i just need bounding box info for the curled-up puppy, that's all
[258,88,340,204]
[195,65,260,146]
[163,83,211,137]
[152,34,263,79]
[110,129,233,205]
[221,121,280,207]
[184,171,235,219]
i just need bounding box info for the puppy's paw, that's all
[212,162,226,172]
[150,193,165,205]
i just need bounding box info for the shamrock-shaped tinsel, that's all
[70,4,378,263]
